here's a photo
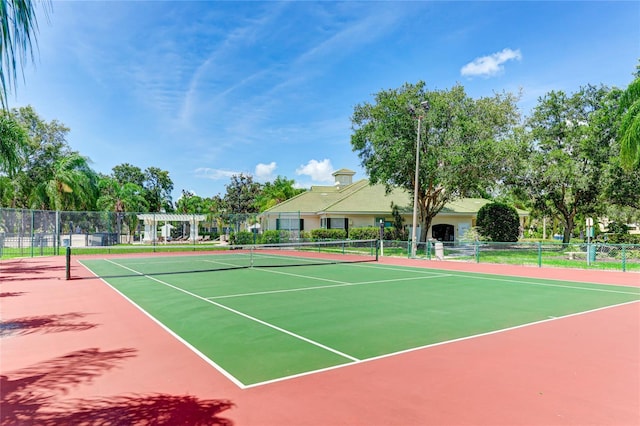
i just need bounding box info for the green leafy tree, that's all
[112,163,145,187]
[8,106,100,210]
[97,176,148,242]
[390,201,407,240]
[175,190,205,213]
[619,65,640,171]
[33,151,98,211]
[351,81,520,242]
[143,166,173,212]
[224,173,262,214]
[97,176,147,213]
[0,112,28,177]
[255,175,305,212]
[522,85,612,243]
[1,0,50,109]
[476,202,520,242]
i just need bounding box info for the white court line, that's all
[208,272,452,300]
[103,259,360,364]
[242,298,640,389]
[85,258,640,390]
[352,263,640,296]
[78,260,246,389]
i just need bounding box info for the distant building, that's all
[260,169,528,242]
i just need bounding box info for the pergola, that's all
[137,213,207,242]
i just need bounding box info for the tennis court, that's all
[3,246,639,425]
[76,241,640,389]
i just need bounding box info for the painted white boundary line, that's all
[80,258,640,390]
[208,271,452,300]
[242,299,640,389]
[103,259,360,364]
[78,259,247,389]
[353,263,640,295]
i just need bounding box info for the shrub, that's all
[476,202,520,242]
[260,230,281,244]
[311,228,347,240]
[230,231,255,245]
[349,227,380,240]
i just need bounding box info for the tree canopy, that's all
[619,75,640,170]
[351,81,521,241]
[522,85,612,243]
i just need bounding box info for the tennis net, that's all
[70,239,379,279]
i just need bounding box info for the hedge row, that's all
[229,226,404,245]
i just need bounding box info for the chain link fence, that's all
[0,208,264,258]
[395,240,640,272]
[2,207,639,273]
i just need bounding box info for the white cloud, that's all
[295,159,334,183]
[461,48,522,78]
[254,162,277,181]
[194,167,238,180]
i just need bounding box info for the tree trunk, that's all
[562,215,574,244]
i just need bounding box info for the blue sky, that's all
[12,1,640,201]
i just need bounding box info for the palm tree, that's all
[97,177,148,242]
[619,75,640,171]
[0,112,28,176]
[33,152,97,211]
[1,0,50,110]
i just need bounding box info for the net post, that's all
[65,246,71,280]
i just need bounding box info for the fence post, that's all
[537,241,542,267]
[30,210,35,258]
[621,244,626,272]
[474,239,480,263]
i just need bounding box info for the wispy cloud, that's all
[461,48,522,78]
[194,167,239,180]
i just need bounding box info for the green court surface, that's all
[79,254,640,388]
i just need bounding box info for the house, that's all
[259,169,528,242]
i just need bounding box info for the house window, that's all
[326,218,347,229]
[276,218,304,231]
[432,224,455,241]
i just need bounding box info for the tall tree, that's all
[97,176,148,242]
[255,175,305,212]
[0,0,50,109]
[522,85,612,243]
[618,69,640,170]
[0,111,27,177]
[143,166,173,212]
[33,151,98,211]
[10,105,79,209]
[224,173,262,214]
[112,163,145,187]
[351,81,521,242]
[175,190,205,214]
[97,176,148,214]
